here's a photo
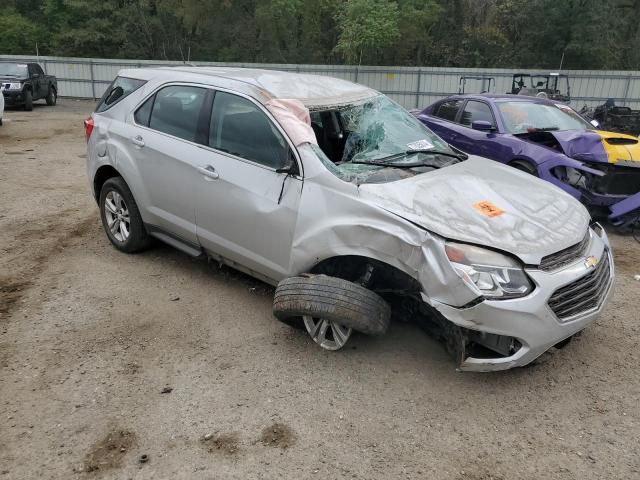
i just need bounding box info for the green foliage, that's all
[0,0,637,69]
[334,0,400,63]
[0,9,42,55]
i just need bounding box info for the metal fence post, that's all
[89,60,96,100]
[622,73,632,107]
[415,68,422,108]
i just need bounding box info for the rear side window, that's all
[434,100,462,122]
[209,91,289,169]
[134,95,154,126]
[96,76,146,113]
[460,100,495,127]
[148,85,208,143]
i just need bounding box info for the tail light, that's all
[84,116,95,143]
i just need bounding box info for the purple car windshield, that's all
[497,101,592,134]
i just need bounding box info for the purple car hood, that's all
[359,156,590,265]
[549,129,640,165]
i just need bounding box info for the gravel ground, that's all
[1,99,639,480]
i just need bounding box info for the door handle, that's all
[197,165,220,180]
[131,135,145,147]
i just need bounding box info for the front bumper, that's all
[2,90,25,106]
[428,229,614,372]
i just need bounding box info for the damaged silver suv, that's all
[86,67,614,371]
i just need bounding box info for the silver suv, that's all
[86,67,614,371]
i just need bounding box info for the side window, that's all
[210,91,289,169]
[134,95,154,126]
[460,101,495,127]
[434,100,462,122]
[34,64,44,76]
[96,76,147,113]
[148,85,208,143]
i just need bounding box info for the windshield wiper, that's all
[352,149,465,166]
[530,126,559,132]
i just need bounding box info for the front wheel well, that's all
[93,165,121,202]
[509,158,538,175]
[310,255,422,294]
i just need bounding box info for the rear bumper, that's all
[429,229,614,372]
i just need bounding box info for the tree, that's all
[334,0,400,64]
[0,9,41,55]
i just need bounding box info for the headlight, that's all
[445,242,533,299]
[6,83,22,91]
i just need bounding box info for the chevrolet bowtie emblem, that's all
[585,256,599,269]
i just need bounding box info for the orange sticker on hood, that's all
[473,201,504,218]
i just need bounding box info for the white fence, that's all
[2,54,640,110]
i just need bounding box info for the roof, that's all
[118,66,378,108]
[436,93,562,104]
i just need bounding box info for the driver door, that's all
[194,91,302,282]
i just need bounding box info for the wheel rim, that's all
[104,190,131,242]
[302,315,352,351]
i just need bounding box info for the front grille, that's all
[539,231,591,271]
[548,252,611,321]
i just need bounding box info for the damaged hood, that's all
[551,129,640,166]
[358,156,590,265]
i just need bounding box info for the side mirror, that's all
[590,119,600,128]
[275,149,298,175]
[471,120,495,132]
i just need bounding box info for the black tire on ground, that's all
[273,274,391,336]
[46,87,57,106]
[511,160,538,176]
[24,90,33,111]
[99,176,151,253]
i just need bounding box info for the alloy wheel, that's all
[303,315,352,351]
[104,190,131,242]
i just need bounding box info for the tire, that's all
[273,274,391,336]
[46,87,57,106]
[24,90,33,111]
[511,160,538,176]
[99,177,151,253]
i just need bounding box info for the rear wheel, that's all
[24,90,33,111]
[99,177,151,253]
[511,160,538,176]
[46,87,57,106]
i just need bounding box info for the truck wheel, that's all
[273,274,391,350]
[24,90,33,111]
[46,87,57,106]
[99,177,151,253]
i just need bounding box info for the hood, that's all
[551,129,640,166]
[0,76,27,83]
[358,157,590,265]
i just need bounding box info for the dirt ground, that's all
[1,99,639,480]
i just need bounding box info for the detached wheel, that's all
[99,177,151,253]
[273,274,391,350]
[24,90,33,111]
[511,160,538,176]
[46,87,57,106]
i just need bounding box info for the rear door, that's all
[454,100,500,159]
[193,90,302,281]
[121,84,213,244]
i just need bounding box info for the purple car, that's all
[415,94,640,228]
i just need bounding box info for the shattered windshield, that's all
[309,95,461,184]
[498,101,592,134]
[336,95,453,163]
[0,63,28,77]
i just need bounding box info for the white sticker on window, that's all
[17,64,27,67]
[407,139,435,151]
